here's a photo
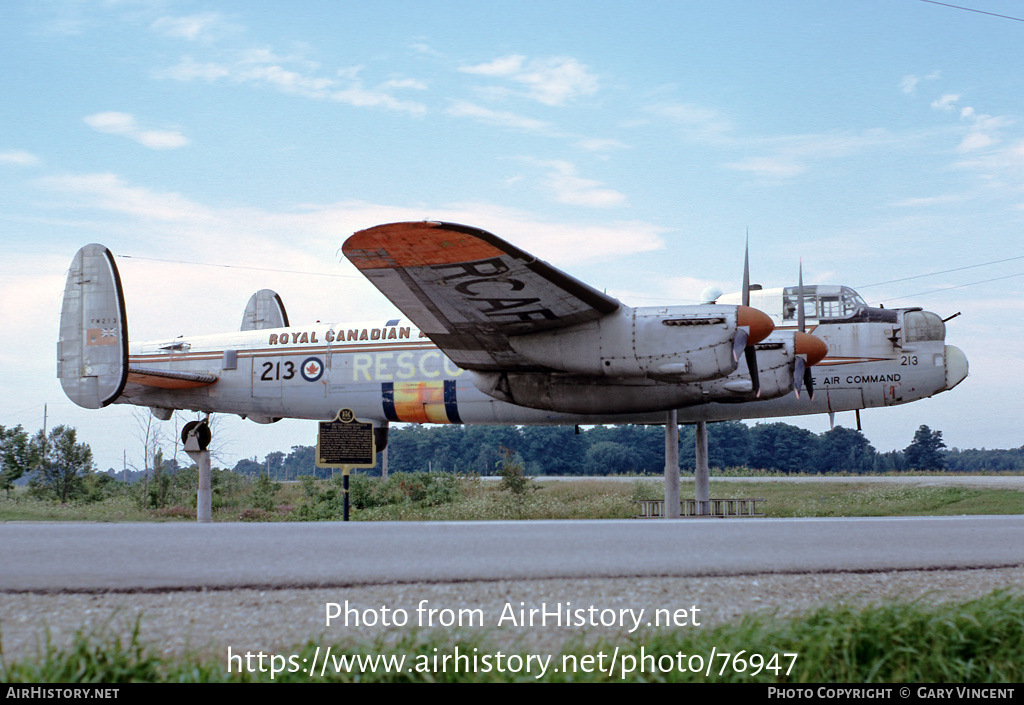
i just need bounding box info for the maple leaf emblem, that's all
[305,361,320,376]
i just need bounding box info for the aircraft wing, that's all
[343,221,622,371]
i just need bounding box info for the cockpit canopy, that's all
[782,285,866,322]
[718,285,871,323]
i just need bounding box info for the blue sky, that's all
[2,1,1022,472]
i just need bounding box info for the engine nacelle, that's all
[699,333,798,402]
[470,330,807,414]
[508,304,771,382]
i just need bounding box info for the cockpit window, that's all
[904,311,945,342]
[783,286,866,320]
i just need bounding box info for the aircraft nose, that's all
[944,345,968,390]
[737,305,774,345]
[795,332,828,366]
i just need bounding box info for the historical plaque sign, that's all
[316,408,377,469]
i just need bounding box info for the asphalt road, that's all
[2,515,1022,592]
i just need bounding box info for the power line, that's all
[876,270,1024,304]
[856,254,1024,289]
[918,0,1024,23]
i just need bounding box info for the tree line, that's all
[231,422,1023,479]
[4,421,1022,502]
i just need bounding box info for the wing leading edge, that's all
[343,221,621,371]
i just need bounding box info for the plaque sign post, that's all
[316,408,377,521]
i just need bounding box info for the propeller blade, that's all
[793,356,805,399]
[735,233,774,397]
[745,345,761,397]
[804,365,815,401]
[797,258,805,334]
[742,234,750,308]
[793,332,827,401]
[732,326,749,363]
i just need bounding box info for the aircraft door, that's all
[252,356,286,398]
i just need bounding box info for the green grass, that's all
[687,482,1024,517]
[0,494,156,522]
[2,476,1021,522]
[3,591,1021,682]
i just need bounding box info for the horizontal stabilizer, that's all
[240,289,290,331]
[127,367,218,390]
[57,245,128,409]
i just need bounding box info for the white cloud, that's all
[724,156,806,179]
[428,203,665,264]
[38,173,214,222]
[891,193,972,208]
[459,55,599,106]
[83,112,190,150]
[37,171,663,273]
[958,131,996,153]
[956,109,1011,153]
[151,13,231,42]
[158,54,427,115]
[381,78,427,91]
[0,150,40,166]
[954,137,1024,185]
[931,93,960,111]
[642,102,733,142]
[575,138,628,153]
[725,130,894,180]
[460,55,526,77]
[159,56,232,82]
[446,100,551,132]
[528,159,627,208]
[901,71,940,95]
[409,42,442,57]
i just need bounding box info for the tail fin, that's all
[240,289,289,331]
[57,244,128,408]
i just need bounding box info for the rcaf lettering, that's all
[432,258,559,321]
[433,258,510,281]
[268,327,410,345]
[454,278,524,295]
[476,297,542,313]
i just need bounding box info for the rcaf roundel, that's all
[301,357,324,382]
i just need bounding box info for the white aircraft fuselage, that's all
[118,308,965,429]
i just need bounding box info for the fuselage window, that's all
[783,293,818,321]
[818,296,841,318]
